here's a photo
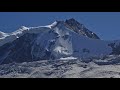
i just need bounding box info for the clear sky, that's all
[0,12,120,40]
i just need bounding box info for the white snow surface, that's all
[60,57,77,60]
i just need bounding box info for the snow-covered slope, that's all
[0,18,120,64]
[0,26,29,46]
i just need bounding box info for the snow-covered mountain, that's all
[0,18,120,64]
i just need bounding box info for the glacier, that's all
[0,55,120,78]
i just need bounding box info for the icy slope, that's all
[0,26,51,46]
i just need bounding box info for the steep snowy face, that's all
[20,21,112,62]
[31,21,73,60]
[0,21,74,64]
[65,18,100,39]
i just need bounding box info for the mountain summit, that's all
[0,18,120,64]
[65,18,100,39]
[47,18,100,39]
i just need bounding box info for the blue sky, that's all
[0,12,120,40]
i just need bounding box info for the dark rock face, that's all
[65,18,100,39]
[0,32,58,64]
[0,33,38,64]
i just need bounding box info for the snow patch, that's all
[60,57,77,60]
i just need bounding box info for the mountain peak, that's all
[65,18,83,26]
[48,18,100,39]
[66,18,77,22]
[65,18,100,39]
